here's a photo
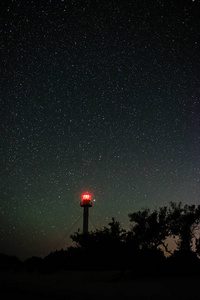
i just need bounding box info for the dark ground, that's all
[1,270,200,300]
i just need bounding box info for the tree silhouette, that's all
[195,238,200,255]
[70,218,128,270]
[128,206,170,253]
[70,218,126,249]
[128,203,200,256]
[168,202,200,253]
[14,202,199,274]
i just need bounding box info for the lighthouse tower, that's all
[80,193,92,234]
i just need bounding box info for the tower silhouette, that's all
[80,193,92,234]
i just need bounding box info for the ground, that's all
[1,270,200,299]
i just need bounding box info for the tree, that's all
[70,218,127,269]
[195,238,200,256]
[168,202,200,253]
[70,218,126,249]
[128,206,171,253]
[128,203,200,255]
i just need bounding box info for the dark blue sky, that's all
[1,0,200,260]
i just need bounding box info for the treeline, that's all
[1,202,200,275]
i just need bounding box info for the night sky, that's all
[1,0,200,260]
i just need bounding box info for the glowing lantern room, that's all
[80,192,92,207]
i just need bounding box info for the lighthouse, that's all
[80,193,92,234]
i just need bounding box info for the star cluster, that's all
[1,0,200,260]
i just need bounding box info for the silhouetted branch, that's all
[161,242,173,255]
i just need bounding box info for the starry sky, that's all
[1,0,200,260]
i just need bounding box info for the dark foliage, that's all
[128,206,169,252]
[70,217,167,273]
[1,202,200,276]
[23,256,43,272]
[0,253,22,271]
[129,202,200,255]
[168,202,200,253]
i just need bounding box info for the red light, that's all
[82,193,91,201]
